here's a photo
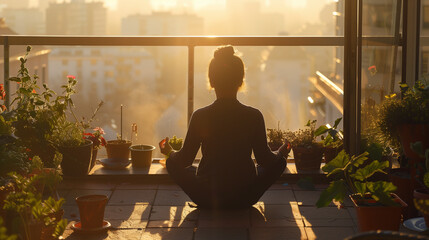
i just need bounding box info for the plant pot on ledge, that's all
[130,145,155,168]
[293,144,324,171]
[59,139,93,176]
[105,140,132,160]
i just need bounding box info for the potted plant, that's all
[75,195,108,230]
[159,136,183,168]
[50,117,93,177]
[410,141,429,227]
[316,150,407,231]
[105,105,131,161]
[84,127,106,170]
[314,117,343,163]
[130,145,156,168]
[3,173,67,240]
[267,122,285,151]
[377,81,429,180]
[8,46,77,168]
[284,120,324,170]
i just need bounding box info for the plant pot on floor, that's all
[351,193,407,232]
[130,145,155,168]
[397,124,429,184]
[59,139,93,177]
[413,188,429,228]
[293,144,324,171]
[105,140,132,160]
[76,195,108,229]
[389,168,418,219]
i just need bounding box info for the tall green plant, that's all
[316,150,397,208]
[8,46,78,167]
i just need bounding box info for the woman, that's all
[159,45,290,209]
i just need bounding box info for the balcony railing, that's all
[1,35,401,153]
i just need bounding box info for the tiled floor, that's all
[59,178,422,240]
[59,178,358,240]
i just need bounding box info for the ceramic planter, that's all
[293,144,323,171]
[130,145,155,168]
[351,193,407,232]
[105,140,132,160]
[413,188,429,227]
[397,124,429,185]
[76,195,108,229]
[389,168,418,219]
[59,139,93,176]
[323,145,343,163]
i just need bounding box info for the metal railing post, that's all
[343,0,359,155]
[187,45,195,125]
[3,36,9,110]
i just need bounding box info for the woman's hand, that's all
[278,139,292,157]
[159,137,173,156]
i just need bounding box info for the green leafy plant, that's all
[8,46,78,167]
[284,120,319,148]
[316,150,398,208]
[314,117,343,148]
[411,142,429,215]
[377,81,429,152]
[168,136,183,151]
[3,172,67,240]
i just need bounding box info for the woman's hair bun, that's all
[214,45,235,59]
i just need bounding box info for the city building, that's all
[46,0,107,35]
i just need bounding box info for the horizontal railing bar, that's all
[0,35,344,46]
[0,35,399,47]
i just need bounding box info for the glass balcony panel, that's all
[3,45,188,158]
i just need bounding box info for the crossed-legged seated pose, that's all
[159,45,291,209]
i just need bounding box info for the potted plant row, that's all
[316,150,407,231]
[284,120,324,171]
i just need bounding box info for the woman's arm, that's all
[252,111,289,166]
[166,111,202,168]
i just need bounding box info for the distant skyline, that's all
[25,0,320,10]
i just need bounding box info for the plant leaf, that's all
[351,160,389,181]
[350,152,369,168]
[354,181,367,196]
[315,125,329,136]
[322,150,349,174]
[316,180,347,208]
[367,181,398,206]
[333,117,342,129]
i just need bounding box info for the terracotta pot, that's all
[105,140,132,160]
[323,145,343,163]
[76,195,108,229]
[59,139,93,176]
[389,168,418,219]
[397,124,429,185]
[293,144,323,171]
[413,188,429,227]
[90,148,98,170]
[130,145,155,168]
[351,193,407,232]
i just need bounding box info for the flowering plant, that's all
[0,84,5,113]
[84,127,106,149]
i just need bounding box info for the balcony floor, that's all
[58,177,419,239]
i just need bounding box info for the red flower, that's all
[32,89,36,93]
[67,75,76,80]
[368,65,376,70]
[84,127,105,149]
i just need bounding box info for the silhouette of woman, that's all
[159,45,290,209]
